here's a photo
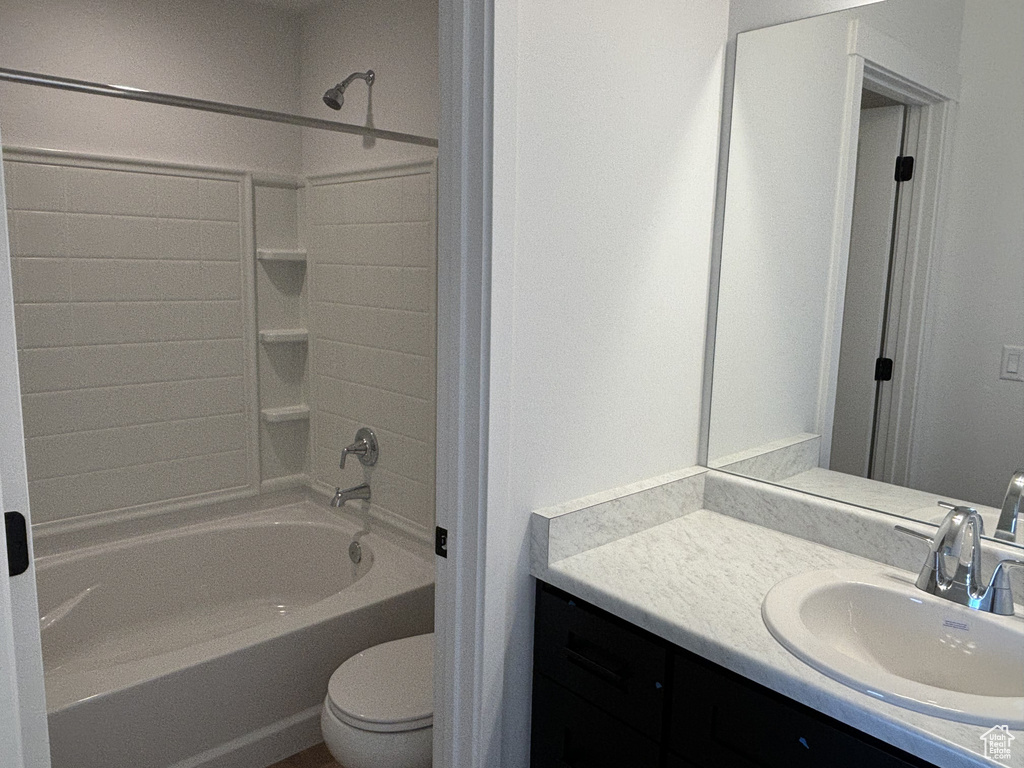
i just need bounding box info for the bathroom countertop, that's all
[531,508,1023,768]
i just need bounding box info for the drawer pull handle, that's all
[563,646,626,687]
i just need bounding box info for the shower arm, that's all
[337,71,375,91]
[0,66,435,148]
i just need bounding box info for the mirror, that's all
[708,0,1023,548]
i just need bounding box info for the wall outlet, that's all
[1000,345,1024,382]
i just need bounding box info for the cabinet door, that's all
[534,582,667,739]
[671,652,934,768]
[531,674,661,768]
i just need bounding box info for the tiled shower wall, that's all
[5,156,251,525]
[308,163,436,537]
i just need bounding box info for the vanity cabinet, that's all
[531,581,936,768]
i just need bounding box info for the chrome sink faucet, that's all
[995,469,1024,542]
[897,503,1024,616]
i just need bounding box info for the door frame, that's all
[816,21,958,478]
[858,66,956,488]
[434,0,492,766]
[0,127,52,767]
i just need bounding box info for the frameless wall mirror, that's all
[707,0,1023,548]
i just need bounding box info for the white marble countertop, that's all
[781,467,1011,541]
[531,508,1023,768]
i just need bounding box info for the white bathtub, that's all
[34,499,434,768]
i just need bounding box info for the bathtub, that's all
[34,499,434,768]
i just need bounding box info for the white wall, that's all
[709,13,855,462]
[298,0,439,175]
[487,1,729,763]
[0,0,302,174]
[909,0,1024,506]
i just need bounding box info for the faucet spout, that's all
[915,504,985,605]
[331,483,371,508]
[995,469,1024,542]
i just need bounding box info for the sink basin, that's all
[762,568,1024,726]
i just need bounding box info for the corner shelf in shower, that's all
[259,328,309,344]
[260,404,310,423]
[256,248,307,264]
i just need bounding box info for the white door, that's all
[830,104,904,477]
[0,128,51,767]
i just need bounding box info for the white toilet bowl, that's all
[320,632,433,768]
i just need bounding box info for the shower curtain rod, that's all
[0,67,439,148]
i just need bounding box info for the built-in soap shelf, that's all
[259,328,309,344]
[257,248,307,264]
[260,405,310,423]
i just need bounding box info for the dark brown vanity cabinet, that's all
[531,581,936,768]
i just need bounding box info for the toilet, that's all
[320,632,434,768]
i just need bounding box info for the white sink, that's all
[762,568,1024,726]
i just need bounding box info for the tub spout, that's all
[331,483,371,508]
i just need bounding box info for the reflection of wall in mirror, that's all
[908,1,1024,506]
[710,0,1024,508]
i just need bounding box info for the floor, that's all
[267,743,342,768]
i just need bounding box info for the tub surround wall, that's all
[307,163,437,540]
[531,467,1024,768]
[5,152,254,525]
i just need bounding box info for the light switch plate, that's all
[1000,345,1024,382]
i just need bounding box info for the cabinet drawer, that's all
[534,582,667,740]
[671,652,932,768]
[531,673,661,768]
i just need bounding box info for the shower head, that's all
[323,87,344,110]
[323,70,375,112]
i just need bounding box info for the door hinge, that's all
[875,358,894,382]
[895,155,915,182]
[5,511,29,577]
[435,526,448,558]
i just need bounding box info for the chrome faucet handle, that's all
[894,525,934,545]
[995,470,1024,542]
[339,427,379,469]
[987,557,1024,616]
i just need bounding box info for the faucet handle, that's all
[339,427,379,469]
[988,558,1024,616]
[895,525,934,546]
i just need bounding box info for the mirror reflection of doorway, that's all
[831,90,914,479]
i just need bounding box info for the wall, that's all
[5,156,250,525]
[307,165,437,537]
[486,1,729,764]
[0,0,301,174]
[909,0,1024,505]
[298,0,439,176]
[709,13,854,462]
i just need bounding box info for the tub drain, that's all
[348,540,362,564]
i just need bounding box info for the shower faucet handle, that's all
[340,427,379,469]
